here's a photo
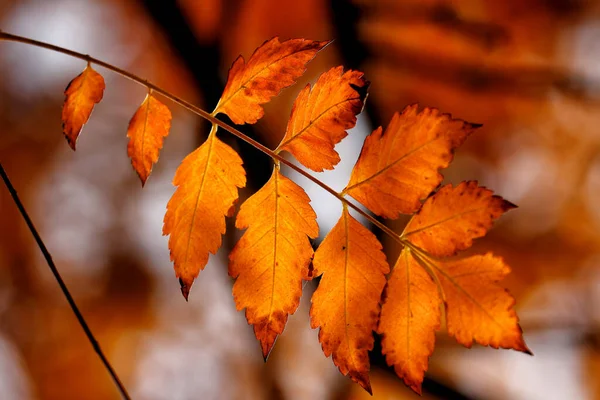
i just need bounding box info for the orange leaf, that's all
[61,64,105,150]
[126,94,172,185]
[229,168,318,358]
[435,253,530,353]
[378,249,440,395]
[214,37,329,125]
[163,132,246,299]
[343,105,479,218]
[403,181,516,257]
[310,208,389,394]
[276,66,368,172]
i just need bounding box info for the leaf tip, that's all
[502,198,518,211]
[357,376,373,395]
[516,335,533,356]
[65,136,77,151]
[261,338,276,362]
[179,278,190,301]
[138,172,148,187]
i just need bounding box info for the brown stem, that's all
[0,30,404,246]
[0,163,131,400]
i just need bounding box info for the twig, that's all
[0,30,403,246]
[0,163,132,400]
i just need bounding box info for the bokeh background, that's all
[1,0,600,399]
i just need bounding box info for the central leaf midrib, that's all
[345,136,439,193]
[183,134,216,267]
[140,96,151,171]
[278,97,360,150]
[266,170,280,331]
[403,205,491,238]
[343,211,359,372]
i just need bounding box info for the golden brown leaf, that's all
[163,132,246,299]
[310,208,389,394]
[229,168,318,358]
[403,181,516,257]
[61,64,105,150]
[276,66,368,171]
[343,105,479,218]
[435,253,530,353]
[126,94,172,185]
[378,249,440,395]
[214,37,329,125]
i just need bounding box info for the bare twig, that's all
[0,163,131,400]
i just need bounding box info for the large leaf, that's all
[214,37,329,125]
[310,208,389,394]
[229,168,318,358]
[163,132,246,299]
[343,105,479,218]
[276,66,368,172]
[402,181,516,257]
[378,249,440,394]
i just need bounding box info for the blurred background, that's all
[1,0,600,399]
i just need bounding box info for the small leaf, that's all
[343,105,479,218]
[214,37,329,125]
[127,93,172,185]
[62,65,105,150]
[276,66,369,172]
[163,132,246,299]
[436,253,530,353]
[310,208,389,394]
[403,181,516,257]
[378,249,440,395]
[229,168,318,358]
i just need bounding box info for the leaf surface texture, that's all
[62,65,105,150]
[163,133,246,299]
[229,168,318,358]
[215,38,328,124]
[127,94,172,185]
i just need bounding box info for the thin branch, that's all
[0,30,404,246]
[0,163,131,400]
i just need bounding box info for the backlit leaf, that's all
[229,168,318,358]
[126,93,172,185]
[435,253,530,352]
[276,66,368,171]
[163,131,246,299]
[214,37,329,125]
[378,249,440,395]
[343,105,479,218]
[62,64,105,150]
[403,181,516,257]
[310,208,389,394]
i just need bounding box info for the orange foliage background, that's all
[1,0,600,399]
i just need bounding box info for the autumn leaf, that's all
[62,64,105,150]
[310,208,389,394]
[378,249,440,394]
[229,168,318,358]
[374,181,527,394]
[163,130,246,299]
[275,66,369,172]
[402,181,516,257]
[214,37,329,125]
[126,93,172,185]
[343,105,480,218]
[434,253,530,352]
